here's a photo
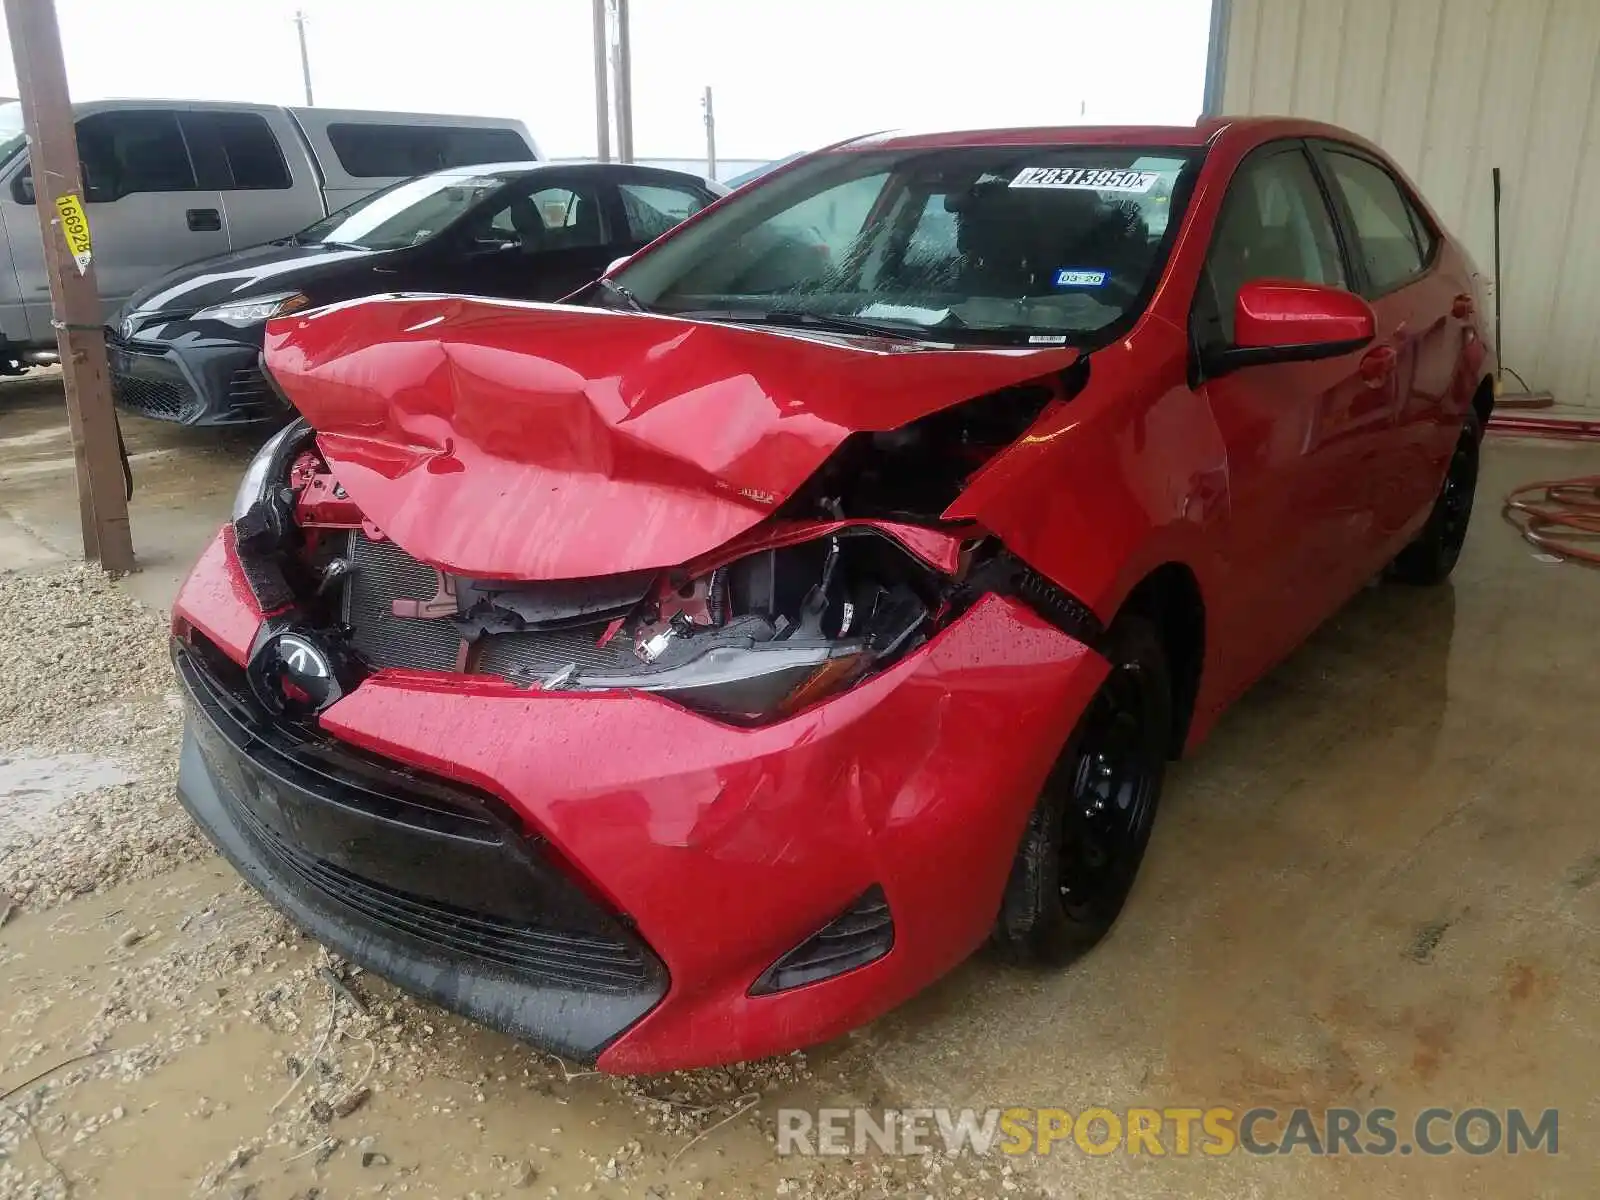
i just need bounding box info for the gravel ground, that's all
[0,565,1046,1200]
[0,566,207,911]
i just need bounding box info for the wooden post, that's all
[4,0,135,572]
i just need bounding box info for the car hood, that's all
[123,241,390,320]
[263,294,1080,580]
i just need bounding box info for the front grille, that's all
[183,634,497,839]
[112,367,191,418]
[476,626,642,684]
[342,533,644,684]
[230,796,648,991]
[343,532,463,670]
[177,633,659,995]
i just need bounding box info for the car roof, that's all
[835,116,1363,152]
[417,160,720,186]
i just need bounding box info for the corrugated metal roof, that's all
[1217,0,1600,406]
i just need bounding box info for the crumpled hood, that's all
[263,294,1079,579]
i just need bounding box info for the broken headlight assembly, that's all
[475,532,947,725]
[232,417,314,529]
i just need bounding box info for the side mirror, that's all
[12,171,34,205]
[1202,280,1376,377]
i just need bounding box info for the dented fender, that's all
[944,320,1230,625]
[311,593,1108,1070]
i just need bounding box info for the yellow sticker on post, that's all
[54,193,93,275]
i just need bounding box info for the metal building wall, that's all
[1214,0,1600,407]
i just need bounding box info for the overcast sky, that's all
[0,0,1214,161]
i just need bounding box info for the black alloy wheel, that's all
[1388,411,1483,585]
[994,615,1172,965]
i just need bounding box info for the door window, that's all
[618,181,709,241]
[181,112,293,190]
[76,110,197,199]
[1321,149,1429,294]
[325,123,530,178]
[1194,147,1347,344]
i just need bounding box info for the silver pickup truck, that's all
[0,98,536,370]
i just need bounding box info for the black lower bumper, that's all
[107,335,289,426]
[173,637,667,1063]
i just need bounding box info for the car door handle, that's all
[1452,293,1474,319]
[1360,345,1398,387]
[186,208,221,232]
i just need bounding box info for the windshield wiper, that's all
[596,276,648,312]
[673,308,929,340]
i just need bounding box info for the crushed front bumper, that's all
[172,528,1109,1071]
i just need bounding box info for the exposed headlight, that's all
[195,292,310,327]
[233,417,314,528]
[547,533,941,724]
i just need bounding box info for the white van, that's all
[0,98,536,369]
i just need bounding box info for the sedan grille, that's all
[342,532,463,671]
[341,533,643,682]
[112,369,191,419]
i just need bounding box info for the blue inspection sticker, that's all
[1053,268,1108,288]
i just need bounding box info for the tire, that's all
[993,614,1172,966]
[1387,412,1482,585]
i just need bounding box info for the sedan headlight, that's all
[539,533,942,724]
[195,291,310,327]
[233,417,314,527]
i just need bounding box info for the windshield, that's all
[0,102,26,169]
[296,172,507,250]
[616,144,1198,343]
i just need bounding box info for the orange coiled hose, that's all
[1502,476,1600,566]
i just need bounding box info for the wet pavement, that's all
[4,373,1599,1196]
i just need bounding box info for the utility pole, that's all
[591,0,610,161]
[612,0,634,163]
[702,85,716,180]
[294,9,314,106]
[3,0,134,572]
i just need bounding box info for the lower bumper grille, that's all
[230,795,648,989]
[175,634,665,1000]
[112,367,191,418]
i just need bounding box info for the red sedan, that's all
[170,117,1493,1072]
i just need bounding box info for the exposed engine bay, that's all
[234,361,1091,727]
[270,451,967,726]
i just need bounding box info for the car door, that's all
[1191,141,1382,699]
[1313,142,1458,545]
[179,109,325,253]
[610,173,717,257]
[2,108,230,335]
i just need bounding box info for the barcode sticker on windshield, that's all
[1010,167,1160,192]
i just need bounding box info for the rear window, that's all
[212,112,291,189]
[325,123,530,179]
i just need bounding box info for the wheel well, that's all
[1472,377,1495,431]
[1119,564,1205,759]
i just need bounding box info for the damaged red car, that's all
[170,118,1493,1072]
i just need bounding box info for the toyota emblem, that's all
[247,629,350,716]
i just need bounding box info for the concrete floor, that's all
[4,376,1598,1194]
